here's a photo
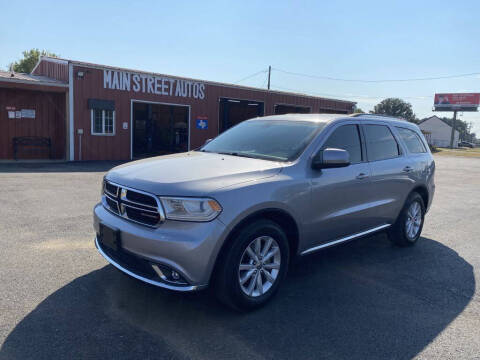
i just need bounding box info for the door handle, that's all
[356,173,369,180]
[403,166,413,173]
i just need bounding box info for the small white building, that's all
[419,116,459,148]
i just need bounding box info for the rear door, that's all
[307,122,378,249]
[361,122,413,225]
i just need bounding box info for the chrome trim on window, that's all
[102,180,165,228]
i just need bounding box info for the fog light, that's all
[171,271,180,281]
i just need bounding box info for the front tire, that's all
[389,192,425,246]
[214,219,289,311]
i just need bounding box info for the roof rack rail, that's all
[350,113,404,121]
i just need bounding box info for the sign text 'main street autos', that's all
[103,70,205,100]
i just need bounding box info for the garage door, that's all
[219,98,264,133]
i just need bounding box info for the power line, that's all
[261,73,268,88]
[234,69,268,84]
[273,67,480,83]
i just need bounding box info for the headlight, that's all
[159,197,222,222]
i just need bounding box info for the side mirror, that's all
[312,148,350,170]
[204,138,213,146]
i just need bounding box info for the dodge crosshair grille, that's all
[102,180,165,227]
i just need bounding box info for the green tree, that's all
[9,49,58,73]
[371,98,417,123]
[353,107,365,113]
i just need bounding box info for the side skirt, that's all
[300,224,391,256]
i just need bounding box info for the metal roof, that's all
[36,56,356,105]
[0,70,67,87]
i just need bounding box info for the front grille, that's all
[126,191,157,207]
[102,180,164,227]
[105,196,119,214]
[105,181,119,197]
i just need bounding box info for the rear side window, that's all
[322,124,362,163]
[364,124,400,161]
[396,127,426,153]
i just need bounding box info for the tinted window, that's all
[201,120,324,162]
[364,125,400,161]
[322,124,362,163]
[396,127,426,153]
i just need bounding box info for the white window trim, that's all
[91,109,116,136]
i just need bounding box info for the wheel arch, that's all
[210,208,300,283]
[410,185,429,209]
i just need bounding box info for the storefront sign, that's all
[196,117,208,129]
[6,106,16,111]
[104,70,206,100]
[21,109,35,118]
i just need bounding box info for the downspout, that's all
[68,63,74,160]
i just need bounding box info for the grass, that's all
[434,147,480,158]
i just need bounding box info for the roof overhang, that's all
[0,78,68,92]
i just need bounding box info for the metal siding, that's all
[72,65,354,161]
[32,60,68,82]
[0,88,66,159]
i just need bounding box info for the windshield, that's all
[200,120,324,162]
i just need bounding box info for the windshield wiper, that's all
[217,151,258,159]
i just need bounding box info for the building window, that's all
[91,109,115,135]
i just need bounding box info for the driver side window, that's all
[322,124,363,164]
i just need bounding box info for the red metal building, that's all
[0,70,67,160]
[1,56,355,161]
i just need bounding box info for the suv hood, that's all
[106,151,283,196]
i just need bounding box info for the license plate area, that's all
[99,224,120,251]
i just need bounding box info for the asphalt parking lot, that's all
[0,156,479,360]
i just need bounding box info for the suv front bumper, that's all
[93,203,227,291]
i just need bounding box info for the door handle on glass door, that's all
[356,173,368,180]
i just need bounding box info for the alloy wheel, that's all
[405,201,422,239]
[238,236,281,297]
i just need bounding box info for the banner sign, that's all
[104,70,206,100]
[434,93,480,111]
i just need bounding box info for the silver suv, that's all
[94,114,435,310]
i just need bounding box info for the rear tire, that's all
[214,219,289,311]
[389,192,425,247]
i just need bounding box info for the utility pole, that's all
[449,110,457,149]
[267,65,271,90]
